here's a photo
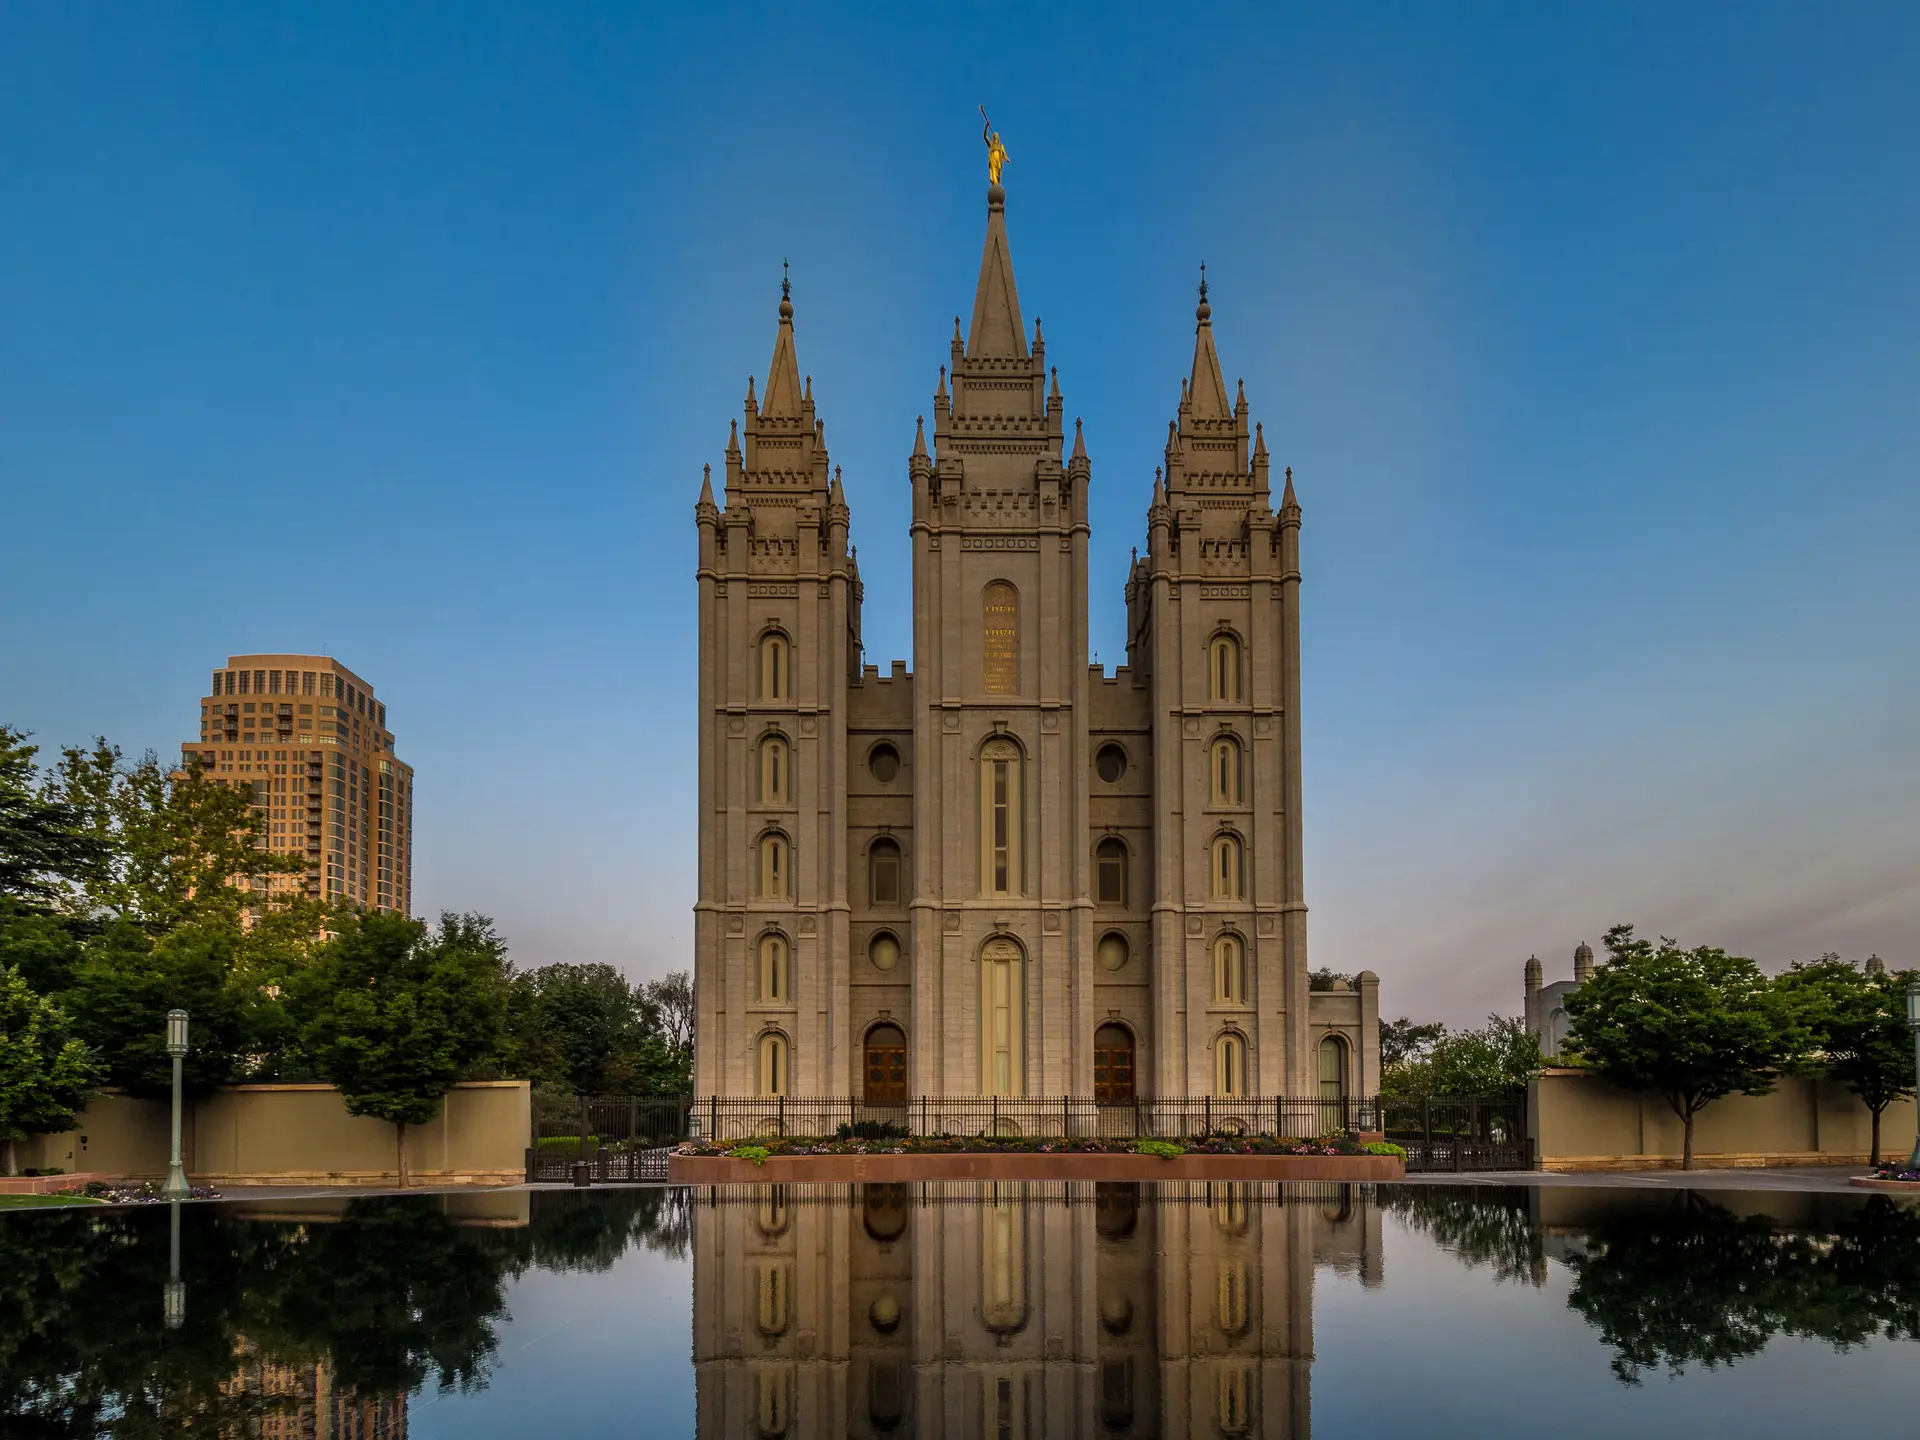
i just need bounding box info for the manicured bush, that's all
[1133,1139,1186,1160]
[1362,1141,1407,1159]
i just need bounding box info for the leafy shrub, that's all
[1362,1141,1408,1159]
[837,1120,910,1141]
[727,1145,771,1167]
[1133,1139,1186,1160]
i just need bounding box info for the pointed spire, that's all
[698,463,714,506]
[1281,464,1298,510]
[1071,415,1086,461]
[829,465,845,505]
[966,183,1028,358]
[745,374,757,411]
[1048,365,1061,409]
[936,365,948,402]
[1152,467,1167,508]
[804,374,813,405]
[727,417,740,452]
[912,414,928,458]
[760,269,805,417]
[1187,262,1231,420]
[1253,421,1267,459]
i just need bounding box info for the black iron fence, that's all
[1381,1096,1529,1172]
[527,1092,1530,1181]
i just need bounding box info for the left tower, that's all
[694,277,862,1098]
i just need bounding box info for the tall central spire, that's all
[966,183,1028,360]
[1187,263,1231,419]
[760,260,806,417]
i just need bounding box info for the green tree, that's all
[505,963,641,1093]
[1380,1017,1448,1069]
[1777,956,1919,1166]
[0,964,100,1176]
[1565,924,1799,1169]
[1382,1015,1539,1099]
[41,739,304,931]
[62,919,277,1098]
[294,912,509,1185]
[0,725,104,910]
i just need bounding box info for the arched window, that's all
[981,1194,1029,1333]
[980,937,1024,1096]
[758,832,789,899]
[982,580,1019,694]
[755,1261,792,1336]
[758,1032,790,1097]
[1214,1031,1247,1098]
[755,1366,792,1439]
[757,933,788,1004]
[978,738,1023,896]
[1213,1183,1251,1237]
[1319,1034,1348,1104]
[1095,837,1128,906]
[1214,933,1247,1005]
[1210,735,1243,805]
[1216,1259,1251,1336]
[1218,1365,1252,1436]
[758,632,791,701]
[1210,832,1244,900]
[1208,633,1241,703]
[868,837,902,907]
[759,735,788,805]
[756,1186,790,1238]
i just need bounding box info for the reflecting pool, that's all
[1,1182,1915,1436]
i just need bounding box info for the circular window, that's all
[868,742,900,783]
[869,1293,902,1333]
[1097,932,1129,972]
[869,931,901,971]
[1094,743,1127,783]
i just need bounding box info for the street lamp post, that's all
[1906,982,1920,1174]
[163,1009,191,1200]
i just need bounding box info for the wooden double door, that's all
[1093,1024,1136,1104]
[864,1023,908,1104]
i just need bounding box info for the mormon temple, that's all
[692,167,1380,1105]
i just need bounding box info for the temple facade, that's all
[692,174,1379,1102]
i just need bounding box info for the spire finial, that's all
[1196,261,1211,323]
[778,260,793,321]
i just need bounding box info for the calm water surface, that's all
[2,1182,1915,1436]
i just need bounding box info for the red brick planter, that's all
[667,1151,1403,1184]
[1849,1175,1920,1193]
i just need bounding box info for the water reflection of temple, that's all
[693,1181,1381,1437]
[224,1341,408,1439]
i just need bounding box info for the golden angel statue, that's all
[980,106,1009,185]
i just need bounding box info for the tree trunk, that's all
[1682,1108,1695,1171]
[396,1121,408,1188]
[3,1138,15,1178]
[1870,1106,1882,1168]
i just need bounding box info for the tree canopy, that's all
[1564,925,1802,1168]
[1775,955,1919,1165]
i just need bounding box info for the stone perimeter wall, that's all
[1530,1069,1918,1171]
[16,1081,531,1186]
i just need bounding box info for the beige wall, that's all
[1530,1068,1918,1170]
[21,1081,529,1186]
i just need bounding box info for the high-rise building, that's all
[692,159,1380,1101]
[183,653,413,913]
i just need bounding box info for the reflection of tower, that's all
[691,1181,1383,1438]
[224,1340,409,1439]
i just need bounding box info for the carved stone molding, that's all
[1256,915,1277,936]
[1200,584,1251,599]
[961,536,1039,551]
[747,582,799,597]
[943,910,962,933]
[799,915,817,935]
[726,914,745,935]
[1042,911,1062,932]
[1185,915,1204,936]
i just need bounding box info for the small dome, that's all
[1575,942,1593,961]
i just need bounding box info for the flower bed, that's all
[1852,1161,1920,1193]
[674,1133,1399,1162]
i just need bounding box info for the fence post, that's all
[579,1096,589,1158]
[993,1094,999,1138]
[1205,1095,1212,1138]
[1422,1098,1431,1169]
[1063,1094,1070,1139]
[778,1094,786,1137]
[710,1094,717,1143]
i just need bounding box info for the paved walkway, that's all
[1399,1165,1867,1193]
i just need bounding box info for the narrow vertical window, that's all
[980,937,1024,1097]
[759,632,790,701]
[1209,634,1242,702]
[1215,1032,1247,1098]
[759,736,788,804]
[979,738,1023,896]
[1319,1035,1348,1103]
[1211,833,1244,900]
[759,1033,790,1097]
[1210,736,1243,805]
[758,933,788,1003]
[759,833,788,899]
[1095,838,1128,906]
[868,838,901,907]
[1214,933,1246,1004]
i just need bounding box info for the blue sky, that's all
[2,4,1915,1024]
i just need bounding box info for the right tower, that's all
[1127,271,1314,1095]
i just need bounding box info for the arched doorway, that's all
[1093,1023,1135,1105]
[864,1023,907,1105]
